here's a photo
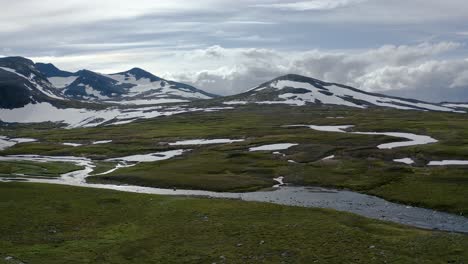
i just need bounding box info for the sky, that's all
[1,0,468,102]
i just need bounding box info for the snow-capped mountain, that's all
[103,68,217,104]
[223,74,463,112]
[36,62,217,104]
[0,57,64,109]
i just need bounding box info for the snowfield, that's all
[0,102,234,128]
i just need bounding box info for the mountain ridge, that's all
[222,74,462,112]
[0,56,466,113]
[33,60,219,103]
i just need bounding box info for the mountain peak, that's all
[36,62,75,78]
[118,67,161,81]
[0,56,34,65]
[227,74,461,112]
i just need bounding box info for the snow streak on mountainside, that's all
[224,74,463,113]
[36,63,217,104]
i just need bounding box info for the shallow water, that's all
[1,177,467,233]
[1,154,467,233]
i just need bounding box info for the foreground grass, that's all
[0,182,467,264]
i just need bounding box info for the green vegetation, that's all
[1,105,467,214]
[89,150,283,192]
[0,160,82,178]
[0,182,466,264]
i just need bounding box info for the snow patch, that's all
[63,143,83,147]
[107,73,212,100]
[0,136,37,150]
[92,140,112,145]
[169,139,244,146]
[48,76,78,89]
[394,158,414,165]
[107,149,187,163]
[321,155,335,160]
[106,99,189,105]
[286,124,353,133]
[287,124,438,149]
[0,102,234,128]
[428,160,468,166]
[249,143,298,152]
[223,101,249,105]
[273,176,285,187]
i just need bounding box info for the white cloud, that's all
[160,42,468,101]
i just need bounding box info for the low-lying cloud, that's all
[166,42,468,102]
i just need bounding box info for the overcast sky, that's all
[1,0,468,102]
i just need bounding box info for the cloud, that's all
[2,1,468,102]
[163,42,468,102]
[28,42,468,102]
[254,0,366,11]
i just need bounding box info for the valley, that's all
[1,57,467,263]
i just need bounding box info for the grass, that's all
[88,149,284,192]
[0,160,82,178]
[1,104,467,213]
[0,182,467,264]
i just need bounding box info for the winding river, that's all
[1,154,467,234]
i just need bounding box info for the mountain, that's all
[103,68,218,104]
[0,57,65,109]
[1,56,464,114]
[223,74,461,112]
[63,70,133,100]
[35,62,218,104]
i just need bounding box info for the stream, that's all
[1,154,467,234]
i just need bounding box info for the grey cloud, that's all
[2,0,468,102]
